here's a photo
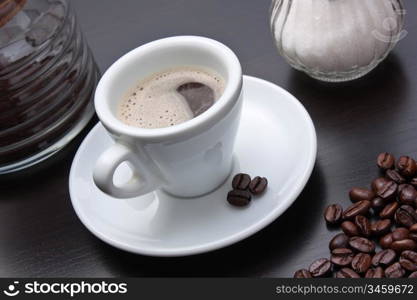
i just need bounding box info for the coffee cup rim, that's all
[94,36,242,140]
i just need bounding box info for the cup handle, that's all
[93,142,161,198]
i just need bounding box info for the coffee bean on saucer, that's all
[329,233,349,250]
[341,221,359,237]
[380,233,394,249]
[386,169,406,184]
[293,269,312,278]
[324,204,343,225]
[409,224,417,242]
[232,173,251,190]
[335,268,360,278]
[377,152,395,170]
[343,200,371,220]
[355,215,371,237]
[409,271,417,278]
[385,262,405,278]
[227,190,251,207]
[372,249,396,267]
[349,188,374,203]
[309,258,332,277]
[248,176,268,195]
[392,227,409,241]
[330,248,354,266]
[399,185,417,206]
[379,202,399,219]
[365,267,384,278]
[395,205,417,227]
[397,156,417,178]
[399,250,417,272]
[352,253,372,273]
[391,239,417,253]
[371,219,392,236]
[375,179,397,200]
[349,237,375,253]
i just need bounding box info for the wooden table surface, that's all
[1,0,416,277]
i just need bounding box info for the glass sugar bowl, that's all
[270,0,406,82]
[0,0,100,173]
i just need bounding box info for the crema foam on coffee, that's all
[117,66,225,129]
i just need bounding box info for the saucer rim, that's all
[69,75,317,257]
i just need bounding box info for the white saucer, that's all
[69,75,317,257]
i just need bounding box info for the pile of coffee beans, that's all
[294,153,417,278]
[227,173,268,207]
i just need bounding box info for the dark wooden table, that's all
[1,0,416,277]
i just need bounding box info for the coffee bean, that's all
[385,262,405,278]
[379,202,399,219]
[409,271,417,278]
[372,249,396,267]
[293,269,312,278]
[372,177,390,193]
[330,248,354,266]
[343,200,371,220]
[232,173,251,190]
[392,228,409,241]
[399,250,417,272]
[335,268,360,278]
[227,190,251,207]
[377,152,395,170]
[391,239,417,253]
[349,237,376,253]
[375,180,397,200]
[352,253,372,273]
[355,215,371,237]
[395,205,417,227]
[324,204,343,225]
[380,233,394,249]
[398,183,408,194]
[329,233,349,250]
[341,221,359,237]
[409,224,417,242]
[386,169,406,184]
[365,267,384,278]
[349,188,374,203]
[397,156,417,178]
[371,219,392,236]
[398,183,409,194]
[371,197,385,212]
[292,153,417,278]
[309,258,332,277]
[248,176,268,195]
[399,185,417,206]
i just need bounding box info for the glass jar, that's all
[270,0,405,82]
[0,0,99,173]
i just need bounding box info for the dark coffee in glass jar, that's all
[0,0,99,173]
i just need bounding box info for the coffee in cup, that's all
[117,66,225,129]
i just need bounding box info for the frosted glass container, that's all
[270,0,405,82]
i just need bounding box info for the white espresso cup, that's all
[93,36,243,198]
